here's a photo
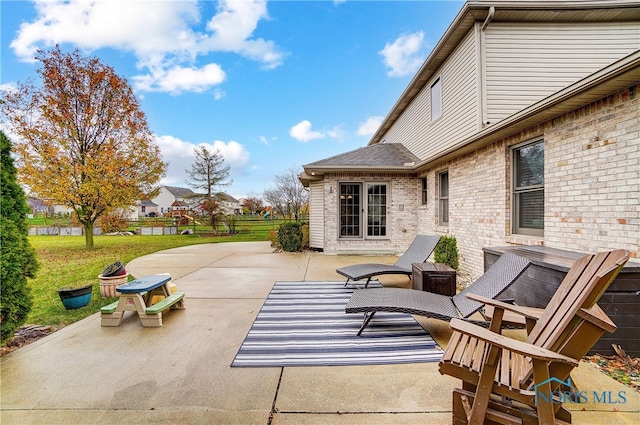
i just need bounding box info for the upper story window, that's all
[512,139,544,236]
[438,171,449,226]
[431,77,442,121]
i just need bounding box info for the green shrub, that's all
[277,222,304,252]
[301,224,309,249]
[1,132,39,344]
[434,235,459,270]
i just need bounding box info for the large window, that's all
[512,139,544,236]
[339,182,388,239]
[438,171,449,226]
[431,77,442,121]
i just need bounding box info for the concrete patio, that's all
[1,241,637,424]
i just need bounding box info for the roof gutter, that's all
[482,5,495,30]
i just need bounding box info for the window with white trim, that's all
[512,139,544,236]
[438,171,449,226]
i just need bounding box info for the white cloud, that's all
[357,116,384,136]
[379,31,426,77]
[202,0,285,70]
[10,0,200,61]
[289,120,325,143]
[155,134,250,186]
[326,125,345,140]
[133,63,226,94]
[10,0,285,94]
[213,89,225,100]
[0,82,18,94]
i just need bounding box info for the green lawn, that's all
[25,217,281,328]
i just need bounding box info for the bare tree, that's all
[243,196,264,215]
[186,145,231,198]
[186,145,231,233]
[263,167,308,221]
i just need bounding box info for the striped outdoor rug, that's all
[231,281,442,367]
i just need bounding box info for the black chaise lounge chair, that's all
[345,252,531,335]
[336,235,441,288]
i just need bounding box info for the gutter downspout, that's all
[480,6,495,127]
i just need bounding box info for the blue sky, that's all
[1,0,464,199]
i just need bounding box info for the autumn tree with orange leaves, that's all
[1,47,166,248]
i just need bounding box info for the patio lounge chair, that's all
[438,249,629,425]
[345,252,531,336]
[336,235,441,288]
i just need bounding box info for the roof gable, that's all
[163,186,196,197]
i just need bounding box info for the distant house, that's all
[137,199,159,217]
[301,0,640,277]
[217,192,242,215]
[152,186,198,216]
[27,197,52,215]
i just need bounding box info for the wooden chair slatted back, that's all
[526,249,628,352]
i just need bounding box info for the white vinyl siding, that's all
[485,22,640,123]
[382,28,479,161]
[308,181,324,249]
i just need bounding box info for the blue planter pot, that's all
[57,284,93,309]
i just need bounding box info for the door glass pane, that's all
[367,184,387,237]
[339,183,361,237]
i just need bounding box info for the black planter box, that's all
[412,262,457,296]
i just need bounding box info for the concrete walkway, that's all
[1,241,637,424]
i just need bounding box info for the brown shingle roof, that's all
[304,143,419,170]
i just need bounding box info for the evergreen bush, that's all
[1,132,39,344]
[277,222,304,252]
[434,235,459,270]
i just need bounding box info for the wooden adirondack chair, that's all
[438,249,629,425]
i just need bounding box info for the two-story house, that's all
[301,0,640,277]
[152,186,199,216]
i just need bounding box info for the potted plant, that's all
[98,261,129,297]
[57,284,93,309]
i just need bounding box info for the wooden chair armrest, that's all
[467,293,543,321]
[483,305,544,326]
[450,318,579,366]
[577,303,617,333]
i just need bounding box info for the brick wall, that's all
[544,85,639,256]
[417,141,511,277]
[418,84,639,278]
